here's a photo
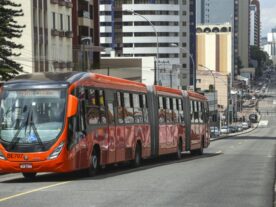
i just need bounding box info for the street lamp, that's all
[124,9,159,85]
[170,43,196,91]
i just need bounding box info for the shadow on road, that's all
[1,152,222,183]
[226,136,276,141]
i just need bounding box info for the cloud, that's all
[261,4,276,36]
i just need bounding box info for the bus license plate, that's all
[20,164,32,169]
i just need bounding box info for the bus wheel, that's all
[132,143,142,167]
[22,172,37,180]
[190,139,204,155]
[88,149,100,176]
[176,139,183,159]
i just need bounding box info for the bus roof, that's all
[76,73,147,92]
[187,90,207,101]
[154,85,182,96]
[10,72,86,84]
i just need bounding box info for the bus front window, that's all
[0,89,66,145]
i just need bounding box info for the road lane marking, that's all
[0,181,70,203]
[238,142,243,145]
[216,150,222,154]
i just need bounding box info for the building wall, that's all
[13,0,34,74]
[238,0,250,68]
[99,0,191,89]
[250,0,260,48]
[14,0,73,73]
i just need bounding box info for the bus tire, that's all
[176,139,183,159]
[190,138,204,155]
[87,147,100,177]
[132,143,142,168]
[22,172,37,180]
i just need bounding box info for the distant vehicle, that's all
[221,126,230,134]
[241,122,249,129]
[249,114,258,123]
[210,127,220,138]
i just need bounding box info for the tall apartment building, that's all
[72,0,101,70]
[14,0,73,73]
[263,28,276,65]
[196,24,232,75]
[100,0,191,89]
[249,0,260,48]
[196,0,250,75]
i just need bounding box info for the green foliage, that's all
[250,45,271,77]
[0,0,25,80]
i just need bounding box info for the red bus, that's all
[0,72,209,179]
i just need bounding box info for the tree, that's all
[0,0,25,81]
[250,45,271,77]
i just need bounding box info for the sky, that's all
[261,0,276,37]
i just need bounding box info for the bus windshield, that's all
[0,89,66,144]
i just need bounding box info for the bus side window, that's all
[179,99,184,123]
[194,101,199,124]
[99,90,107,124]
[86,89,100,125]
[166,97,172,123]
[124,93,134,124]
[117,92,124,124]
[134,94,143,124]
[172,98,178,123]
[199,102,204,123]
[158,96,165,124]
[142,94,148,123]
[105,90,115,124]
[190,100,194,123]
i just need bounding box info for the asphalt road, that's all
[0,75,275,207]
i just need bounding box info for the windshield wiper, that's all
[8,107,45,151]
[28,109,45,151]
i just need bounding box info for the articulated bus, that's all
[0,72,210,179]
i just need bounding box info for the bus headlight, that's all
[48,142,64,160]
[0,150,6,160]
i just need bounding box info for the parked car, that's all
[241,122,249,129]
[229,126,237,133]
[220,126,230,134]
[210,126,220,138]
[249,114,258,123]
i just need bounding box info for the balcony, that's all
[67,62,74,68]
[50,0,58,4]
[51,29,59,36]
[59,62,67,69]
[65,31,73,38]
[53,61,59,69]
[59,31,65,37]
[65,1,73,8]
[58,0,66,6]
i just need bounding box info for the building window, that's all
[52,12,56,29]
[60,14,63,30]
[67,15,71,31]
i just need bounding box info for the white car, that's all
[220,126,230,134]
[241,122,249,129]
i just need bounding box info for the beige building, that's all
[197,70,229,110]
[14,0,73,73]
[196,24,232,75]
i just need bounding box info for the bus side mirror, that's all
[67,95,78,118]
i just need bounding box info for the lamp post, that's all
[170,43,196,91]
[125,9,159,85]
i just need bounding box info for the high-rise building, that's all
[196,24,232,75]
[14,0,74,73]
[249,0,260,48]
[196,0,250,75]
[263,28,276,65]
[72,0,101,70]
[100,0,192,89]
